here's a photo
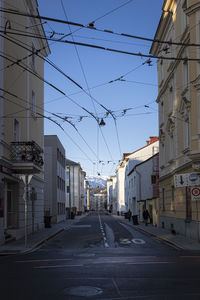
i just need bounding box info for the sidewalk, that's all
[113,214,200,251]
[0,214,87,256]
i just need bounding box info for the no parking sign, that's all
[191,187,200,201]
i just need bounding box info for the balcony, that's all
[10,141,43,174]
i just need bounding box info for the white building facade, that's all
[128,153,159,225]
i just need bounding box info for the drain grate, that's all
[63,286,103,297]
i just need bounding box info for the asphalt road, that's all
[1,212,200,300]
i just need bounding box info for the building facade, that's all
[44,135,65,224]
[65,159,86,215]
[115,137,159,215]
[127,153,159,225]
[0,0,50,244]
[150,0,200,239]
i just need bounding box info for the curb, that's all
[0,213,88,256]
[131,224,184,250]
[117,217,184,250]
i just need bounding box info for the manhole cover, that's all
[63,286,103,297]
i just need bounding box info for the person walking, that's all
[143,208,150,226]
[127,209,132,222]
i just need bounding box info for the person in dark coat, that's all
[127,209,132,222]
[143,208,150,226]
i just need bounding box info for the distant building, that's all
[65,159,86,215]
[44,135,66,223]
[127,153,159,225]
[84,180,90,211]
[115,137,159,214]
[93,189,107,211]
[106,179,113,211]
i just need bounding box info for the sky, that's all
[37,0,163,177]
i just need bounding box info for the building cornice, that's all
[191,74,200,90]
[159,160,192,182]
[186,2,200,16]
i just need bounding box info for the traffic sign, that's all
[191,187,200,201]
[189,173,199,184]
[174,173,200,187]
[174,174,189,187]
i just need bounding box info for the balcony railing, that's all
[10,141,43,169]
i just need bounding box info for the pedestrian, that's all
[127,209,132,222]
[143,208,150,226]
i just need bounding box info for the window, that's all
[183,59,189,89]
[66,171,69,180]
[151,175,156,184]
[67,186,70,193]
[160,59,164,84]
[182,0,188,30]
[32,43,36,71]
[13,119,20,141]
[162,188,165,211]
[169,134,174,161]
[57,176,59,189]
[185,113,190,149]
[31,90,36,117]
[169,86,173,112]
[171,186,175,211]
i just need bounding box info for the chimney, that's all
[150,136,158,144]
[146,141,150,145]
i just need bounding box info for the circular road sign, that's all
[189,173,198,182]
[192,187,200,197]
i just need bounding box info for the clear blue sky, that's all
[38,0,163,177]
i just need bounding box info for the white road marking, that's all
[98,213,109,248]
[119,238,131,245]
[132,238,146,245]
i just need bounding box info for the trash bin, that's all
[44,216,52,228]
[132,215,139,225]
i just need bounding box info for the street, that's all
[1,212,200,300]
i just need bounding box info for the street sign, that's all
[191,187,200,201]
[174,174,189,187]
[174,173,200,187]
[189,173,199,184]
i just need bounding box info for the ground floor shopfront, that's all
[0,168,44,245]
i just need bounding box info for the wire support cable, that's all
[2,8,200,48]
[1,29,199,62]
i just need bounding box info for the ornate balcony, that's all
[10,141,43,174]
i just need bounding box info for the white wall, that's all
[125,140,159,211]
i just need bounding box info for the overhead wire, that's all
[1,28,120,162]
[2,8,200,49]
[0,86,100,161]
[60,0,101,173]
[1,29,200,62]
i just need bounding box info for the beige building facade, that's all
[151,0,200,240]
[0,0,49,244]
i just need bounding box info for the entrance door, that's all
[7,190,17,228]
